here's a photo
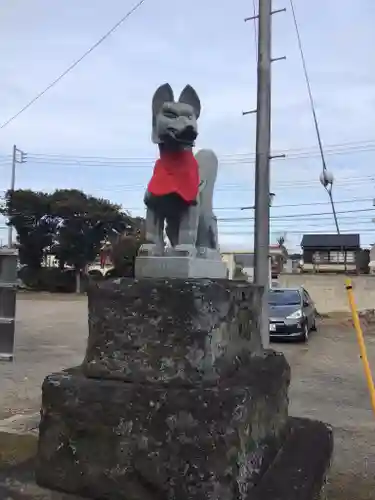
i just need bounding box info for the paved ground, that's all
[0,293,374,499]
[0,294,88,420]
[280,327,375,499]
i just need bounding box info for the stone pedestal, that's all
[36,278,291,500]
[134,255,228,279]
[83,278,263,383]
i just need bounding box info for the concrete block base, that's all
[134,255,228,279]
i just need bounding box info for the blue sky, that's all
[0,0,374,251]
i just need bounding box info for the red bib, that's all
[147,150,199,203]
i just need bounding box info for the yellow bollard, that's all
[345,278,375,416]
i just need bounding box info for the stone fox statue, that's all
[142,83,219,256]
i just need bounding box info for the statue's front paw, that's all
[172,244,197,258]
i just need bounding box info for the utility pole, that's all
[244,2,286,348]
[254,0,272,349]
[8,145,27,247]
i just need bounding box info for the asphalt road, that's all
[0,293,374,499]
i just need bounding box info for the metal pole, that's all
[254,0,272,349]
[8,145,17,248]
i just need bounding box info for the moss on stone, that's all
[0,432,38,465]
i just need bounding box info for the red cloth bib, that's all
[147,150,199,203]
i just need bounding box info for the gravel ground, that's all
[0,293,374,499]
[0,294,87,420]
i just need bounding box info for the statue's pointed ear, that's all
[152,83,174,143]
[179,85,201,119]
[152,83,174,116]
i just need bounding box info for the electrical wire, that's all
[0,0,147,130]
[0,179,372,197]
[4,145,374,168]
[19,139,375,160]
[289,0,326,172]
[220,229,375,236]
[0,140,374,171]
[289,0,341,234]
[238,197,374,209]
[2,207,372,222]
[0,139,373,161]
[0,177,373,200]
[0,193,372,212]
[223,216,375,225]
[217,208,375,222]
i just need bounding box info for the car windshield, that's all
[268,289,301,306]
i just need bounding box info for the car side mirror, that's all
[303,300,309,307]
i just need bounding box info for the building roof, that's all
[301,233,360,249]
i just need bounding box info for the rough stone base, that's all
[251,417,333,500]
[83,278,263,384]
[36,353,290,500]
[134,255,228,279]
[33,417,332,500]
[0,417,333,500]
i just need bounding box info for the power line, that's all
[0,194,372,213]
[9,148,373,169]
[2,213,374,225]
[0,138,373,166]
[1,226,374,236]
[0,175,373,200]
[219,198,374,210]
[45,176,375,190]
[0,0,147,130]
[289,0,341,235]
[0,146,374,181]
[25,138,375,156]
[78,198,375,212]
[223,218,375,226]
[1,174,373,190]
[217,208,375,222]
[23,143,375,162]
[220,229,375,235]
[289,0,327,171]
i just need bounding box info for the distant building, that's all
[300,234,361,273]
[221,245,288,280]
[285,252,303,273]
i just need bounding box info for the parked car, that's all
[268,287,317,342]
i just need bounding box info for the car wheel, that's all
[301,322,309,343]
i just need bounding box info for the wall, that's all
[278,274,375,313]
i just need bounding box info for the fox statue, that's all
[139,83,220,258]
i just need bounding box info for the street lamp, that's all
[319,170,334,191]
[319,169,340,234]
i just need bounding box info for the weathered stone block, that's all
[252,417,333,500]
[83,278,263,383]
[36,353,290,500]
[134,255,228,279]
